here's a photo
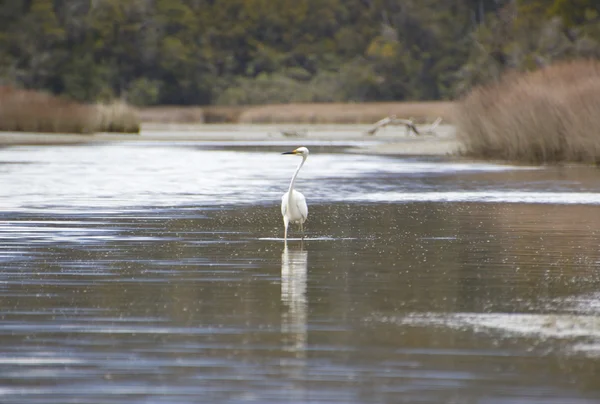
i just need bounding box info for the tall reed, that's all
[0,87,140,134]
[0,87,97,133]
[455,60,600,163]
[95,101,140,133]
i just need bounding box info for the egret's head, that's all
[282,147,309,157]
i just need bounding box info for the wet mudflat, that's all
[1,141,600,403]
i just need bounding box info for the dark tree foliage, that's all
[0,0,598,105]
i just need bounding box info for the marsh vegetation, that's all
[455,60,600,163]
[0,87,140,134]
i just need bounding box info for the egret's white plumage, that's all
[281,147,309,241]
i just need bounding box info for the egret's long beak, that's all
[282,150,298,155]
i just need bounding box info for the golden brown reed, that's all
[237,101,454,124]
[0,87,140,134]
[203,106,247,123]
[95,102,140,134]
[0,87,97,134]
[138,106,205,124]
[455,60,600,163]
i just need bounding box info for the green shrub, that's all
[216,60,383,106]
[126,78,161,106]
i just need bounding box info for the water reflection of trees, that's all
[453,203,600,309]
[304,202,600,317]
[34,203,600,324]
[10,202,600,397]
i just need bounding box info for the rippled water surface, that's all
[2,141,600,403]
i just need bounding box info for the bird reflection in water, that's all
[280,242,308,390]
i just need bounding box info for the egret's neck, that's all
[288,156,306,194]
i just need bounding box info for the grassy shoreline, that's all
[0,123,460,157]
[139,101,454,124]
[10,60,600,166]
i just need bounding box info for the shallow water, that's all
[1,141,600,403]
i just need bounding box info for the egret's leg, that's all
[283,217,289,241]
[300,222,304,240]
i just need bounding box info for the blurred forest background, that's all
[1,0,599,107]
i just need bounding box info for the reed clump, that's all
[455,60,600,163]
[95,101,140,133]
[0,87,98,133]
[0,87,140,134]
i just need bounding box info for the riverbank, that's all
[0,123,459,156]
[139,101,455,124]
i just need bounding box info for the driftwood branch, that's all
[422,117,442,135]
[365,114,420,136]
[366,115,443,136]
[280,129,307,138]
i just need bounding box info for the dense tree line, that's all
[0,0,599,106]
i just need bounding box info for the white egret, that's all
[281,147,309,241]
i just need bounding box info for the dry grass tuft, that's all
[455,60,600,163]
[0,87,140,134]
[95,101,140,133]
